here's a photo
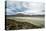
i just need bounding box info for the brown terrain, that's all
[5,19,42,30]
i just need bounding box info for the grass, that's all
[5,16,44,30]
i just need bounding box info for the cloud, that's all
[6,1,45,15]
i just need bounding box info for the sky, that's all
[6,1,45,15]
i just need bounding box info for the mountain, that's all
[6,13,44,17]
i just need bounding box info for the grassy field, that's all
[6,16,44,27]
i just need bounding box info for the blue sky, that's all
[6,1,45,15]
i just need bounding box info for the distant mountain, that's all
[6,13,44,17]
[16,13,44,17]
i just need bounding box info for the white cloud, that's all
[16,2,45,15]
[6,1,45,15]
